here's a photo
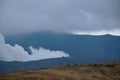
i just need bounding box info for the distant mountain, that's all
[1,31,120,73]
[0,58,70,73]
[5,31,120,56]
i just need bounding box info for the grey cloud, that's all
[0,0,120,35]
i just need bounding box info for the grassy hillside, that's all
[0,62,120,80]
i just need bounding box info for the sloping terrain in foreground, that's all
[0,62,120,80]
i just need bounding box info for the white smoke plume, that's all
[0,33,69,62]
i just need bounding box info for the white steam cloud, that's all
[0,33,69,62]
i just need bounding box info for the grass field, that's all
[0,62,120,80]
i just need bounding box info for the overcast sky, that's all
[0,0,120,35]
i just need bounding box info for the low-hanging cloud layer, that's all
[0,0,120,35]
[0,33,69,62]
[72,29,120,36]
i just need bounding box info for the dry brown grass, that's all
[0,62,120,80]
